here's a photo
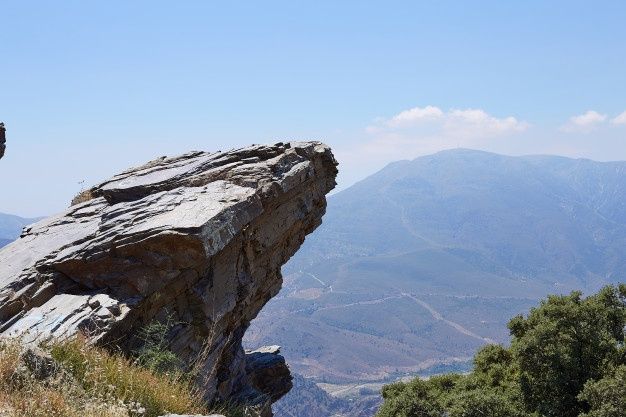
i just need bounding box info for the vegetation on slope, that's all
[0,321,252,417]
[376,285,626,417]
[0,336,210,417]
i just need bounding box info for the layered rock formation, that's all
[0,122,5,159]
[0,141,337,414]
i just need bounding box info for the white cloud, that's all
[387,105,444,127]
[561,110,607,132]
[571,110,607,126]
[369,106,528,140]
[612,111,626,125]
[445,108,528,138]
[354,105,530,166]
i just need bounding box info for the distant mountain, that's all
[0,213,42,248]
[246,149,626,414]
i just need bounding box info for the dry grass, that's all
[70,189,95,206]
[0,337,215,417]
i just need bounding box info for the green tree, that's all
[445,388,529,417]
[375,285,626,417]
[509,286,626,417]
[440,345,529,417]
[471,344,517,388]
[578,365,626,417]
[376,379,444,417]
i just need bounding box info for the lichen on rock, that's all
[0,141,337,414]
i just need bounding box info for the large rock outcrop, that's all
[0,141,337,413]
[0,123,5,159]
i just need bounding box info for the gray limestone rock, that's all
[0,141,337,413]
[245,346,292,403]
[20,346,60,380]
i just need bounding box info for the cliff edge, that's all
[0,141,337,415]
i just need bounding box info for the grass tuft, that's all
[0,336,236,417]
[49,336,206,417]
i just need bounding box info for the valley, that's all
[244,149,626,416]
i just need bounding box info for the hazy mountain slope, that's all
[291,149,626,288]
[272,373,348,417]
[246,149,626,397]
[0,213,41,248]
[273,373,382,417]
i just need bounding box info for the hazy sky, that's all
[1,1,625,217]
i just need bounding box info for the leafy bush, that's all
[376,284,626,417]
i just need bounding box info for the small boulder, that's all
[20,347,60,380]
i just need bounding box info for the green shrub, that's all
[376,285,626,417]
[133,316,183,375]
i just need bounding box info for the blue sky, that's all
[1,1,625,216]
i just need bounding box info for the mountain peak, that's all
[250,148,626,397]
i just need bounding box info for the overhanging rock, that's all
[0,141,337,411]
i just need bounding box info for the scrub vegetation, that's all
[377,285,626,417]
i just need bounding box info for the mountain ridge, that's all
[0,212,42,248]
[247,148,626,417]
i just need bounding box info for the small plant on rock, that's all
[133,315,183,375]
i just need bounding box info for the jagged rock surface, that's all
[0,123,5,159]
[0,141,337,411]
[245,346,292,403]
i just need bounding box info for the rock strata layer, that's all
[0,141,337,412]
